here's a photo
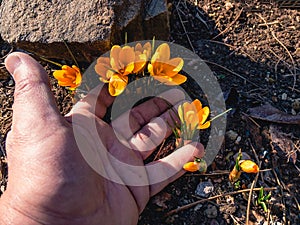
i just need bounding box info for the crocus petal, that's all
[167,74,187,85]
[198,121,211,129]
[53,70,66,80]
[143,42,152,59]
[123,62,135,76]
[110,45,121,70]
[199,107,210,124]
[135,43,143,52]
[162,58,184,77]
[193,99,202,112]
[119,46,135,66]
[95,57,111,78]
[147,63,154,76]
[133,53,147,73]
[75,71,82,86]
[183,161,200,172]
[108,74,128,96]
[178,104,184,123]
[229,167,242,182]
[150,52,160,66]
[72,65,81,74]
[185,111,198,129]
[154,43,170,62]
[239,160,259,173]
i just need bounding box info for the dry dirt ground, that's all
[0,0,300,224]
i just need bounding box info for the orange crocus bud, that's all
[229,166,242,183]
[183,161,200,172]
[239,160,259,173]
[183,157,206,173]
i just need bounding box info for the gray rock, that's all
[0,0,169,62]
[195,181,214,198]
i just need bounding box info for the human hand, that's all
[0,52,204,225]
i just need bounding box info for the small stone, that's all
[8,79,14,86]
[195,181,214,197]
[226,130,238,141]
[235,136,242,144]
[194,203,203,211]
[281,93,287,100]
[225,1,234,10]
[204,204,218,219]
[292,99,300,110]
[272,95,278,103]
[291,109,297,115]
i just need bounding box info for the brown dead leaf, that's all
[269,125,297,164]
[248,104,300,125]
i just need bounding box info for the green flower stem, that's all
[210,108,232,122]
[39,56,63,68]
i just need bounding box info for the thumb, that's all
[5,52,63,132]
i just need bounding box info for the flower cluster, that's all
[178,99,210,141]
[178,99,210,173]
[94,42,187,96]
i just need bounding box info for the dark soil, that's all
[0,0,299,224]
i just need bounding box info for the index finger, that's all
[67,83,115,119]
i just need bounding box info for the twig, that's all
[213,8,244,40]
[195,8,209,30]
[258,20,280,27]
[266,206,271,225]
[249,140,264,182]
[246,173,259,225]
[153,139,166,161]
[288,86,300,93]
[242,112,261,128]
[203,60,261,88]
[63,40,80,69]
[165,187,276,217]
[186,168,272,176]
[282,73,300,77]
[230,214,242,225]
[175,1,196,53]
[269,48,295,75]
[0,46,13,60]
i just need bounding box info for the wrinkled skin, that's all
[0,53,203,225]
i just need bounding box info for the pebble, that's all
[8,79,14,86]
[226,130,238,141]
[204,204,218,219]
[194,203,203,211]
[292,99,300,110]
[235,136,242,144]
[281,93,287,100]
[195,181,214,197]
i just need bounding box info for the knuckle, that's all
[14,78,42,99]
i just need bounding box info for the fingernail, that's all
[5,54,22,79]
